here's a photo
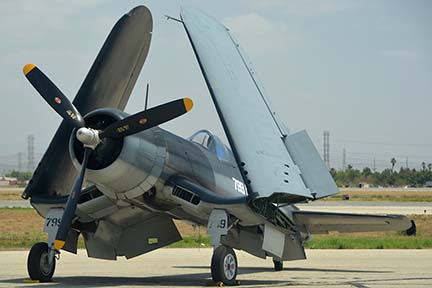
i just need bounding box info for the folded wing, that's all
[181,8,337,203]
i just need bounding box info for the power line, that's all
[27,135,35,173]
[323,131,330,168]
[331,139,432,147]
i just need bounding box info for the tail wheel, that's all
[27,242,55,282]
[211,245,238,286]
[273,260,283,271]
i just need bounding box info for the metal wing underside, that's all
[23,6,152,199]
[293,210,412,234]
[181,8,337,203]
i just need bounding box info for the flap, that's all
[284,130,339,199]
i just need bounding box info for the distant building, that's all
[0,176,18,186]
[358,182,370,188]
[425,181,432,188]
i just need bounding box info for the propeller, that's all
[23,64,193,251]
[23,64,85,128]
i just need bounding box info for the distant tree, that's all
[329,168,337,178]
[362,167,372,177]
[5,170,32,181]
[428,163,432,171]
[422,162,427,171]
[390,158,397,171]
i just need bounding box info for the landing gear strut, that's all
[27,242,56,282]
[211,245,238,286]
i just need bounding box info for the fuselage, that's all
[69,109,253,226]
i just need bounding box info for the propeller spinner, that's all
[23,64,193,250]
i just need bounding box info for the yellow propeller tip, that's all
[53,239,65,251]
[183,98,193,112]
[23,64,36,75]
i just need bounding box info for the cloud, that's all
[378,49,421,61]
[223,13,297,55]
[0,0,108,43]
[245,0,357,16]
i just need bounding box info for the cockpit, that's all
[189,130,234,162]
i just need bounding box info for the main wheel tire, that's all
[27,242,55,282]
[273,260,283,271]
[211,246,238,286]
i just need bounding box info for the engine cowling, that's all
[69,108,165,200]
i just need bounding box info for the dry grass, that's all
[327,190,432,202]
[0,188,24,200]
[340,190,432,197]
[0,208,200,237]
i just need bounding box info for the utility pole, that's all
[373,157,376,172]
[17,152,23,172]
[27,135,35,172]
[406,157,409,169]
[342,148,346,171]
[323,131,330,168]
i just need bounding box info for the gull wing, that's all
[23,6,152,198]
[181,8,328,203]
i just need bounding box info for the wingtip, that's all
[183,98,194,112]
[23,64,36,75]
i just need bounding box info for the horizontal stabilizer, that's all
[293,210,412,234]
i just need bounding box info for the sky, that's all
[0,0,431,172]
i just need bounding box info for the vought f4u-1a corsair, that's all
[21,6,413,286]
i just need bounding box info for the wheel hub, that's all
[223,253,236,280]
[39,252,52,276]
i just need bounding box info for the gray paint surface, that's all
[181,8,312,201]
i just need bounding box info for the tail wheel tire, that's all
[273,260,283,271]
[27,242,55,282]
[211,245,238,286]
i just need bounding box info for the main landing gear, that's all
[211,245,238,286]
[27,242,56,282]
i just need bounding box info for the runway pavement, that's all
[0,248,430,287]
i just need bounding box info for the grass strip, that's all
[305,235,432,249]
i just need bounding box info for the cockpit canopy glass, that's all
[189,130,234,161]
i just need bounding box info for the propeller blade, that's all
[99,98,193,139]
[23,64,85,128]
[53,147,91,251]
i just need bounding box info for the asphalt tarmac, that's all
[0,248,430,287]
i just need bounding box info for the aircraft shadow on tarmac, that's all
[175,266,392,274]
[0,266,396,287]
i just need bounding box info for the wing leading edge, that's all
[23,6,152,199]
[181,8,337,203]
